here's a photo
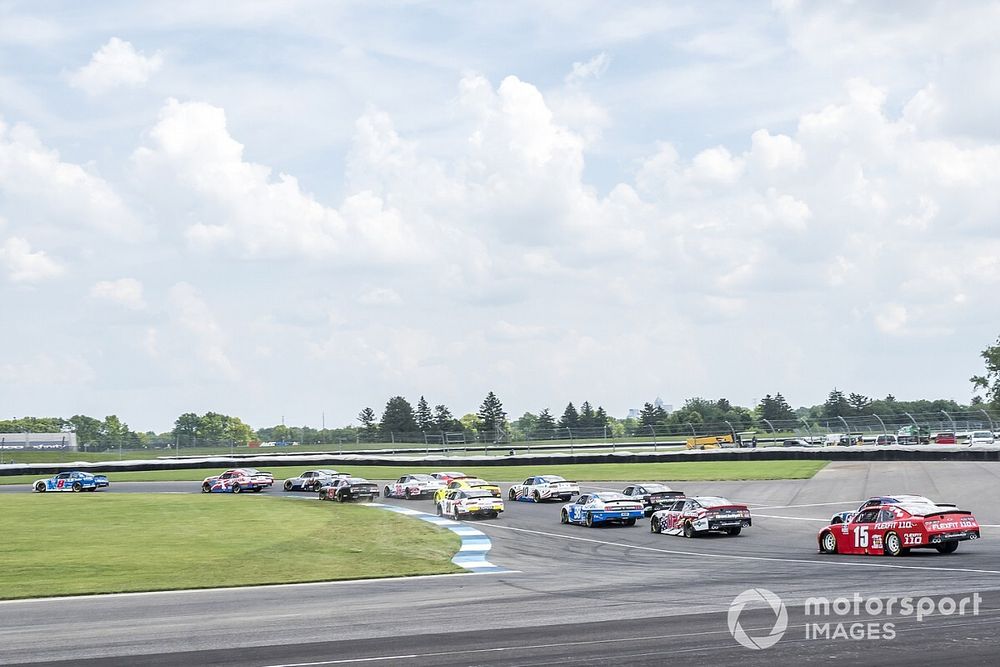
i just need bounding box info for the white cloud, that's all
[69,37,163,95]
[165,282,237,379]
[0,237,64,283]
[90,278,145,309]
[358,287,402,305]
[565,52,610,85]
[0,353,95,385]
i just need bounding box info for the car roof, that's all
[690,496,734,506]
[539,475,566,482]
[591,492,629,501]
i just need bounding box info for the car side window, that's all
[683,500,696,512]
[671,500,686,511]
[576,496,588,504]
[623,486,633,495]
[524,478,534,486]
[854,509,879,524]
[876,509,895,523]
[397,477,406,483]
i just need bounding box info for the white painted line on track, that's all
[753,500,864,510]
[477,524,1000,575]
[754,514,830,522]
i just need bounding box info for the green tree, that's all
[971,336,1000,406]
[536,408,556,431]
[433,404,461,432]
[478,391,507,436]
[559,402,579,428]
[639,402,657,427]
[415,396,434,431]
[67,415,103,447]
[358,407,378,438]
[579,401,596,428]
[847,393,872,416]
[822,389,851,418]
[594,406,610,429]
[380,396,417,433]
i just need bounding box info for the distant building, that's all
[654,397,673,414]
[0,432,78,450]
[627,408,640,420]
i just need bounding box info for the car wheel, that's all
[560,509,569,524]
[232,484,242,494]
[404,488,412,500]
[436,503,443,516]
[284,481,293,492]
[936,541,959,554]
[650,517,661,534]
[884,531,903,557]
[34,482,46,493]
[725,527,741,536]
[488,511,499,519]
[683,522,695,538]
[384,486,391,498]
[508,488,516,500]
[532,490,541,503]
[624,518,637,527]
[319,491,326,500]
[452,506,461,521]
[585,512,594,527]
[70,481,82,492]
[820,531,838,554]
[201,483,211,493]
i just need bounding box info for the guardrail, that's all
[2,444,1000,476]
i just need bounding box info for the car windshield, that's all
[348,478,370,484]
[410,474,436,482]
[465,490,495,499]
[644,484,671,492]
[594,492,629,501]
[540,475,566,482]
[973,431,991,438]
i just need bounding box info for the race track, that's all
[3,461,1000,666]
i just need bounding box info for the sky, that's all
[1,1,999,433]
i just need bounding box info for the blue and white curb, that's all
[368,503,510,574]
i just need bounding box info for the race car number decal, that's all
[853,526,869,548]
[903,533,923,546]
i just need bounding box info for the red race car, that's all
[818,501,980,556]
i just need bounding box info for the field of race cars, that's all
[5,460,1000,665]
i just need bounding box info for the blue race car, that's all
[33,471,109,493]
[560,492,645,527]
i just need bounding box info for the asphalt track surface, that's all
[4,461,1000,666]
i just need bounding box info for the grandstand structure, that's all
[0,432,78,450]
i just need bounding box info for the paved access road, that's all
[3,461,1000,665]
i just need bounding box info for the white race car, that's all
[508,475,580,502]
[437,489,505,519]
[383,473,445,499]
[283,469,347,492]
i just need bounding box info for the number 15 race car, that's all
[560,493,644,527]
[818,501,981,556]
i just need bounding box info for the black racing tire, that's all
[452,505,461,521]
[284,480,293,492]
[820,531,838,554]
[319,490,327,501]
[725,527,741,536]
[650,517,661,533]
[936,541,959,554]
[384,486,392,498]
[683,522,695,538]
[624,518,637,527]
[508,488,516,500]
[884,531,903,557]
[532,490,541,503]
[585,512,594,527]
[560,509,569,524]
[34,481,46,493]
[232,484,242,494]
[404,488,412,500]
[488,511,499,519]
[436,503,443,516]
[72,482,82,492]
[202,483,211,493]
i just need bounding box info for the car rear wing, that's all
[919,509,972,518]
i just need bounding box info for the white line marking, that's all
[477,524,1000,575]
[753,501,863,510]
[753,514,830,522]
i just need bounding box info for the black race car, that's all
[318,477,380,502]
[621,483,685,516]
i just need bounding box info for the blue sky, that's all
[2,1,999,432]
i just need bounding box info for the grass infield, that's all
[1,460,828,486]
[0,495,461,600]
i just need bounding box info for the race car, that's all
[650,496,752,537]
[430,471,468,484]
[201,469,267,493]
[560,493,644,527]
[818,501,981,556]
[437,488,505,519]
[237,467,274,487]
[433,477,502,502]
[32,471,109,493]
[621,483,685,516]
[829,494,956,524]
[318,477,380,502]
[508,475,580,502]
[283,469,347,492]
[383,474,445,499]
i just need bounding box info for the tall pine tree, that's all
[559,402,580,428]
[415,396,433,431]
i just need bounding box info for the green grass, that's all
[0,460,828,485]
[0,495,461,600]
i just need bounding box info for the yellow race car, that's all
[433,477,502,502]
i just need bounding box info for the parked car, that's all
[934,432,957,444]
[874,434,898,446]
[969,431,995,445]
[782,438,812,447]
[32,471,109,493]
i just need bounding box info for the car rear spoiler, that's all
[921,509,972,518]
